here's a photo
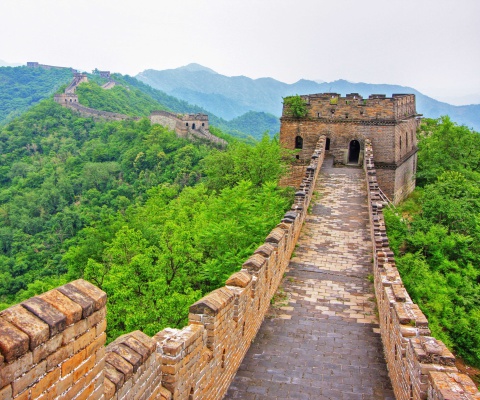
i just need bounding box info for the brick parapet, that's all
[0,137,326,399]
[364,139,480,399]
[0,279,106,399]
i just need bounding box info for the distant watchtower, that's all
[280,93,421,203]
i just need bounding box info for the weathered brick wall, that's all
[0,136,326,400]
[150,111,179,132]
[364,139,480,400]
[0,279,106,399]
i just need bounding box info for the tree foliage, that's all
[384,117,480,367]
[283,95,308,118]
[0,93,293,342]
[0,66,72,125]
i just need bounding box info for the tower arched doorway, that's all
[348,140,360,164]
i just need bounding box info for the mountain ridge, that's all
[136,65,480,131]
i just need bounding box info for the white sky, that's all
[1,0,479,104]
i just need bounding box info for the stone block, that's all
[1,305,50,351]
[106,352,133,381]
[0,318,30,362]
[69,280,107,311]
[105,363,124,391]
[61,348,86,377]
[189,287,235,317]
[55,283,94,319]
[30,367,60,399]
[22,297,67,337]
[0,352,33,388]
[225,271,252,288]
[39,289,83,326]
[106,343,142,372]
[11,359,46,396]
[34,334,63,365]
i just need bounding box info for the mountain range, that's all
[136,63,480,131]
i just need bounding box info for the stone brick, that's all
[225,271,252,288]
[12,359,47,396]
[86,332,106,358]
[105,352,133,381]
[0,318,30,362]
[69,280,107,311]
[57,283,95,318]
[106,343,141,372]
[1,305,50,351]
[189,287,235,316]
[46,341,74,371]
[73,329,96,353]
[39,290,83,326]
[22,297,67,337]
[0,384,12,400]
[122,337,149,363]
[105,363,124,391]
[0,353,33,388]
[57,375,85,400]
[50,371,73,397]
[34,334,63,365]
[87,308,106,330]
[61,348,86,377]
[265,227,285,244]
[130,331,155,354]
[74,379,95,400]
[96,318,107,337]
[104,378,116,399]
[73,353,95,382]
[30,368,60,399]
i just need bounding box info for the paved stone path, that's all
[225,156,395,400]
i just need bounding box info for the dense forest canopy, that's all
[384,117,480,368]
[0,92,292,341]
[0,66,72,125]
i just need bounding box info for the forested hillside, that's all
[0,94,292,341]
[0,66,72,125]
[384,118,480,368]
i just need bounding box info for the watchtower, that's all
[280,93,421,203]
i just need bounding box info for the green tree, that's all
[283,95,308,118]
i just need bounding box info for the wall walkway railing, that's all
[364,139,480,400]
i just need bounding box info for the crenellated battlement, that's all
[280,92,420,204]
[292,93,417,122]
[364,140,480,400]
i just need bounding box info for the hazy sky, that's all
[1,0,479,104]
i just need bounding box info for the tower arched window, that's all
[295,136,303,149]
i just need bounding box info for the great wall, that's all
[51,70,226,147]
[1,77,479,399]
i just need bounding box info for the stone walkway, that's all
[224,156,394,400]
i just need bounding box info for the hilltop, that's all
[137,64,480,131]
